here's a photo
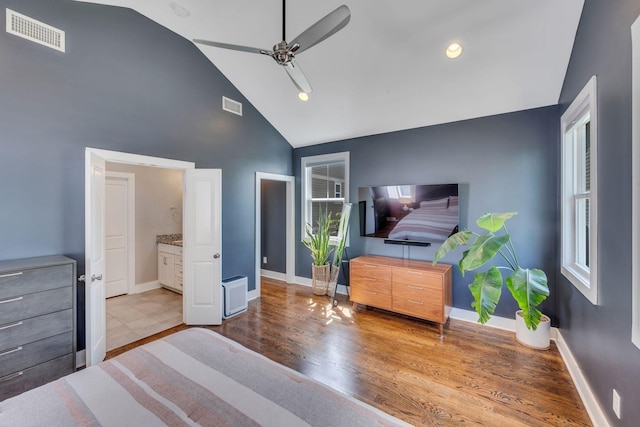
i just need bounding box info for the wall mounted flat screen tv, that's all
[358,184,459,245]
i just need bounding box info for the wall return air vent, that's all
[222,96,242,116]
[6,9,65,52]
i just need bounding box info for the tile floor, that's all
[106,287,183,351]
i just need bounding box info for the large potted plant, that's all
[432,212,551,349]
[303,203,351,296]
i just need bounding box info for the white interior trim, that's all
[105,171,136,296]
[261,269,287,282]
[133,280,161,294]
[631,15,640,349]
[254,172,295,300]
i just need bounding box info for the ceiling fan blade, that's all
[289,5,350,54]
[284,60,313,93]
[193,39,271,55]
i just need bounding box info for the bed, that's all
[388,196,459,243]
[0,328,409,427]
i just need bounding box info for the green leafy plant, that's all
[303,207,336,266]
[332,203,352,268]
[432,212,549,330]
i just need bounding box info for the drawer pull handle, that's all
[0,346,23,357]
[0,371,23,383]
[365,290,378,295]
[0,296,23,305]
[0,321,23,331]
[0,272,23,279]
[408,285,424,290]
[364,264,379,268]
[365,278,377,282]
[407,270,424,275]
[408,300,424,305]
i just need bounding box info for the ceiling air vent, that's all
[6,9,65,52]
[222,96,242,116]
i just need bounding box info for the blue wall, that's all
[0,0,292,349]
[294,106,560,321]
[558,0,640,425]
[261,180,287,273]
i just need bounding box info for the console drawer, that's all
[0,264,73,300]
[0,286,72,325]
[351,287,392,310]
[350,261,392,282]
[0,354,74,401]
[0,310,73,352]
[0,332,73,378]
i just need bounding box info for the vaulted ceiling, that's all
[76,1,584,147]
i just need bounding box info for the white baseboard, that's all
[555,330,610,427]
[76,349,86,369]
[133,280,160,293]
[261,269,287,281]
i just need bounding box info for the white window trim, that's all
[631,16,640,349]
[561,75,598,305]
[301,151,350,244]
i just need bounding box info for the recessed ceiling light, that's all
[170,2,190,17]
[446,42,462,59]
[298,92,309,102]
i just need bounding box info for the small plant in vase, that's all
[432,212,551,349]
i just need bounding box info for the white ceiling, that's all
[76,1,584,148]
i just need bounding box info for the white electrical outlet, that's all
[263,256,268,264]
[612,389,621,419]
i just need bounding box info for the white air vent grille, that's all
[6,9,65,52]
[222,96,242,116]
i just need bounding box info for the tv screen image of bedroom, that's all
[358,183,459,243]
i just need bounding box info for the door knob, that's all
[213,253,221,259]
[91,274,103,282]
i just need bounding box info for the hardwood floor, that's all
[107,277,592,427]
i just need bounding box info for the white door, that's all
[183,169,222,325]
[85,150,107,366]
[105,175,129,298]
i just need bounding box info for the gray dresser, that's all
[0,255,76,401]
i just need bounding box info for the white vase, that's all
[515,310,550,350]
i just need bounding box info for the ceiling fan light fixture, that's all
[298,92,309,101]
[446,42,462,59]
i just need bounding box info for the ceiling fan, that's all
[193,1,351,96]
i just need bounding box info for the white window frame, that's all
[301,152,350,244]
[631,16,640,349]
[561,75,598,305]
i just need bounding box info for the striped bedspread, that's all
[0,328,410,427]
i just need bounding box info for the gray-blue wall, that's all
[294,106,560,322]
[558,0,640,425]
[261,180,287,273]
[0,0,292,350]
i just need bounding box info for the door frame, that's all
[105,171,135,296]
[85,148,194,365]
[254,172,295,300]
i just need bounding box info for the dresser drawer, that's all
[392,281,442,305]
[0,287,72,325]
[0,332,73,378]
[350,261,392,282]
[0,264,73,300]
[351,274,391,295]
[392,268,442,289]
[0,353,74,401]
[0,310,73,352]
[351,287,392,310]
[393,297,443,321]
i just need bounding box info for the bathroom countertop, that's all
[156,234,183,247]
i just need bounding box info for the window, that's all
[301,152,349,240]
[561,76,598,304]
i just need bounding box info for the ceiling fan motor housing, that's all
[273,41,294,65]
